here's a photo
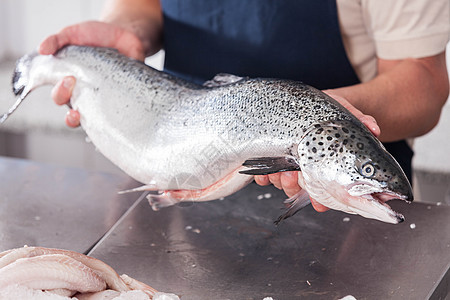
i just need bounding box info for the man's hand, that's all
[38,21,146,127]
[39,21,146,60]
[254,91,381,212]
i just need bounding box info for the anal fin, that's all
[239,156,300,175]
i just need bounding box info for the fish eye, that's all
[360,163,376,178]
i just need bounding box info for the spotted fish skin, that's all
[297,120,412,223]
[5,46,413,224]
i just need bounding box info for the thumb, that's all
[323,90,381,137]
[38,21,145,61]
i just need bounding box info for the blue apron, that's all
[161,0,413,181]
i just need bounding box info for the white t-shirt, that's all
[337,0,450,82]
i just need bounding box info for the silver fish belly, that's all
[2,46,413,224]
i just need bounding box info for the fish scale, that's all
[1,45,413,224]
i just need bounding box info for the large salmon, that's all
[1,46,413,224]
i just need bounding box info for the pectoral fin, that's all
[275,189,311,225]
[118,184,158,194]
[239,156,300,175]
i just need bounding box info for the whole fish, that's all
[1,46,413,224]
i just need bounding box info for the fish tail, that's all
[1,51,39,124]
[12,51,39,96]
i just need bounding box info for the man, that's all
[39,0,449,212]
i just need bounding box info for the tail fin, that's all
[1,51,38,123]
[12,51,38,96]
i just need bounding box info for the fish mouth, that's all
[358,190,410,224]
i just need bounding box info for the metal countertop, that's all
[88,186,450,300]
[0,156,139,253]
[1,156,449,299]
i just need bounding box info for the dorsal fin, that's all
[203,73,245,87]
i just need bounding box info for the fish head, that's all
[297,119,413,224]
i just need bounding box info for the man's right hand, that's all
[38,21,146,127]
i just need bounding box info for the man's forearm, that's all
[328,52,449,142]
[101,0,163,56]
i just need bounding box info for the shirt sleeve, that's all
[362,0,450,59]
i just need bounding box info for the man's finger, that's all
[360,115,381,137]
[267,173,282,190]
[254,175,270,186]
[51,77,75,106]
[310,198,329,212]
[280,171,300,198]
[39,32,71,55]
[65,110,80,128]
[323,90,381,137]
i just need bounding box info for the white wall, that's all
[0,0,104,60]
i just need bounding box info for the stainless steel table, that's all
[1,156,449,299]
[88,187,450,300]
[0,156,139,253]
